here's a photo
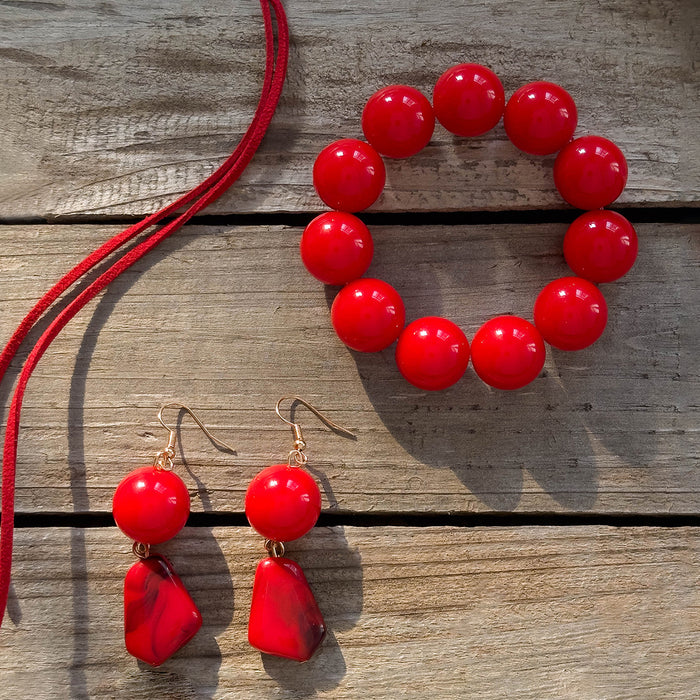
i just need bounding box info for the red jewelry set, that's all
[107,66,640,670]
[112,399,353,666]
[303,64,638,391]
[0,0,642,671]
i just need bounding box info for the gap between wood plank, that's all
[0,206,698,228]
[6,512,700,529]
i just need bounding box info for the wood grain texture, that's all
[0,0,697,218]
[0,2,697,695]
[0,526,697,699]
[0,222,696,515]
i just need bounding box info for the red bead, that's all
[331,278,405,352]
[362,85,435,159]
[554,135,628,210]
[564,210,638,282]
[248,557,326,662]
[504,81,577,155]
[245,464,321,542]
[433,63,505,137]
[534,276,608,351]
[395,316,470,391]
[312,138,386,212]
[300,211,374,285]
[124,555,202,667]
[470,316,546,390]
[112,466,190,545]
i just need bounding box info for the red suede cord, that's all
[0,0,289,625]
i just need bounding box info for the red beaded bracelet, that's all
[302,64,638,391]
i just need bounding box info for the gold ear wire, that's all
[154,402,236,469]
[275,396,356,466]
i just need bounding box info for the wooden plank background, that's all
[2,527,699,699]
[0,0,698,218]
[0,222,697,515]
[0,0,698,697]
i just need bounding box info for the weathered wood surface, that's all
[0,0,697,218]
[0,0,697,696]
[0,222,696,515]
[1,526,697,699]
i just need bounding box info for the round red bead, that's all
[534,276,608,351]
[300,211,374,285]
[433,63,505,137]
[395,316,470,391]
[312,138,386,212]
[245,464,321,542]
[470,316,546,390]
[564,210,638,282]
[362,84,435,159]
[112,466,190,544]
[504,81,578,155]
[331,278,405,352]
[554,135,628,210]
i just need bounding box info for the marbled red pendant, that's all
[248,556,326,662]
[124,554,202,667]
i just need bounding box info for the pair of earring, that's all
[111,397,354,667]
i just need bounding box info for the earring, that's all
[245,396,355,662]
[111,403,234,667]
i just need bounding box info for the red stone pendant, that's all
[124,554,202,666]
[248,556,326,662]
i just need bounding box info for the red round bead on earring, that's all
[312,138,386,212]
[300,211,374,285]
[470,316,546,390]
[395,316,470,391]
[504,81,578,155]
[553,135,628,210]
[534,276,608,351]
[362,84,435,159]
[245,463,322,543]
[563,210,638,282]
[331,277,405,352]
[112,466,191,545]
[432,63,505,137]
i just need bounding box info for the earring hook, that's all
[155,402,235,470]
[275,396,355,466]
